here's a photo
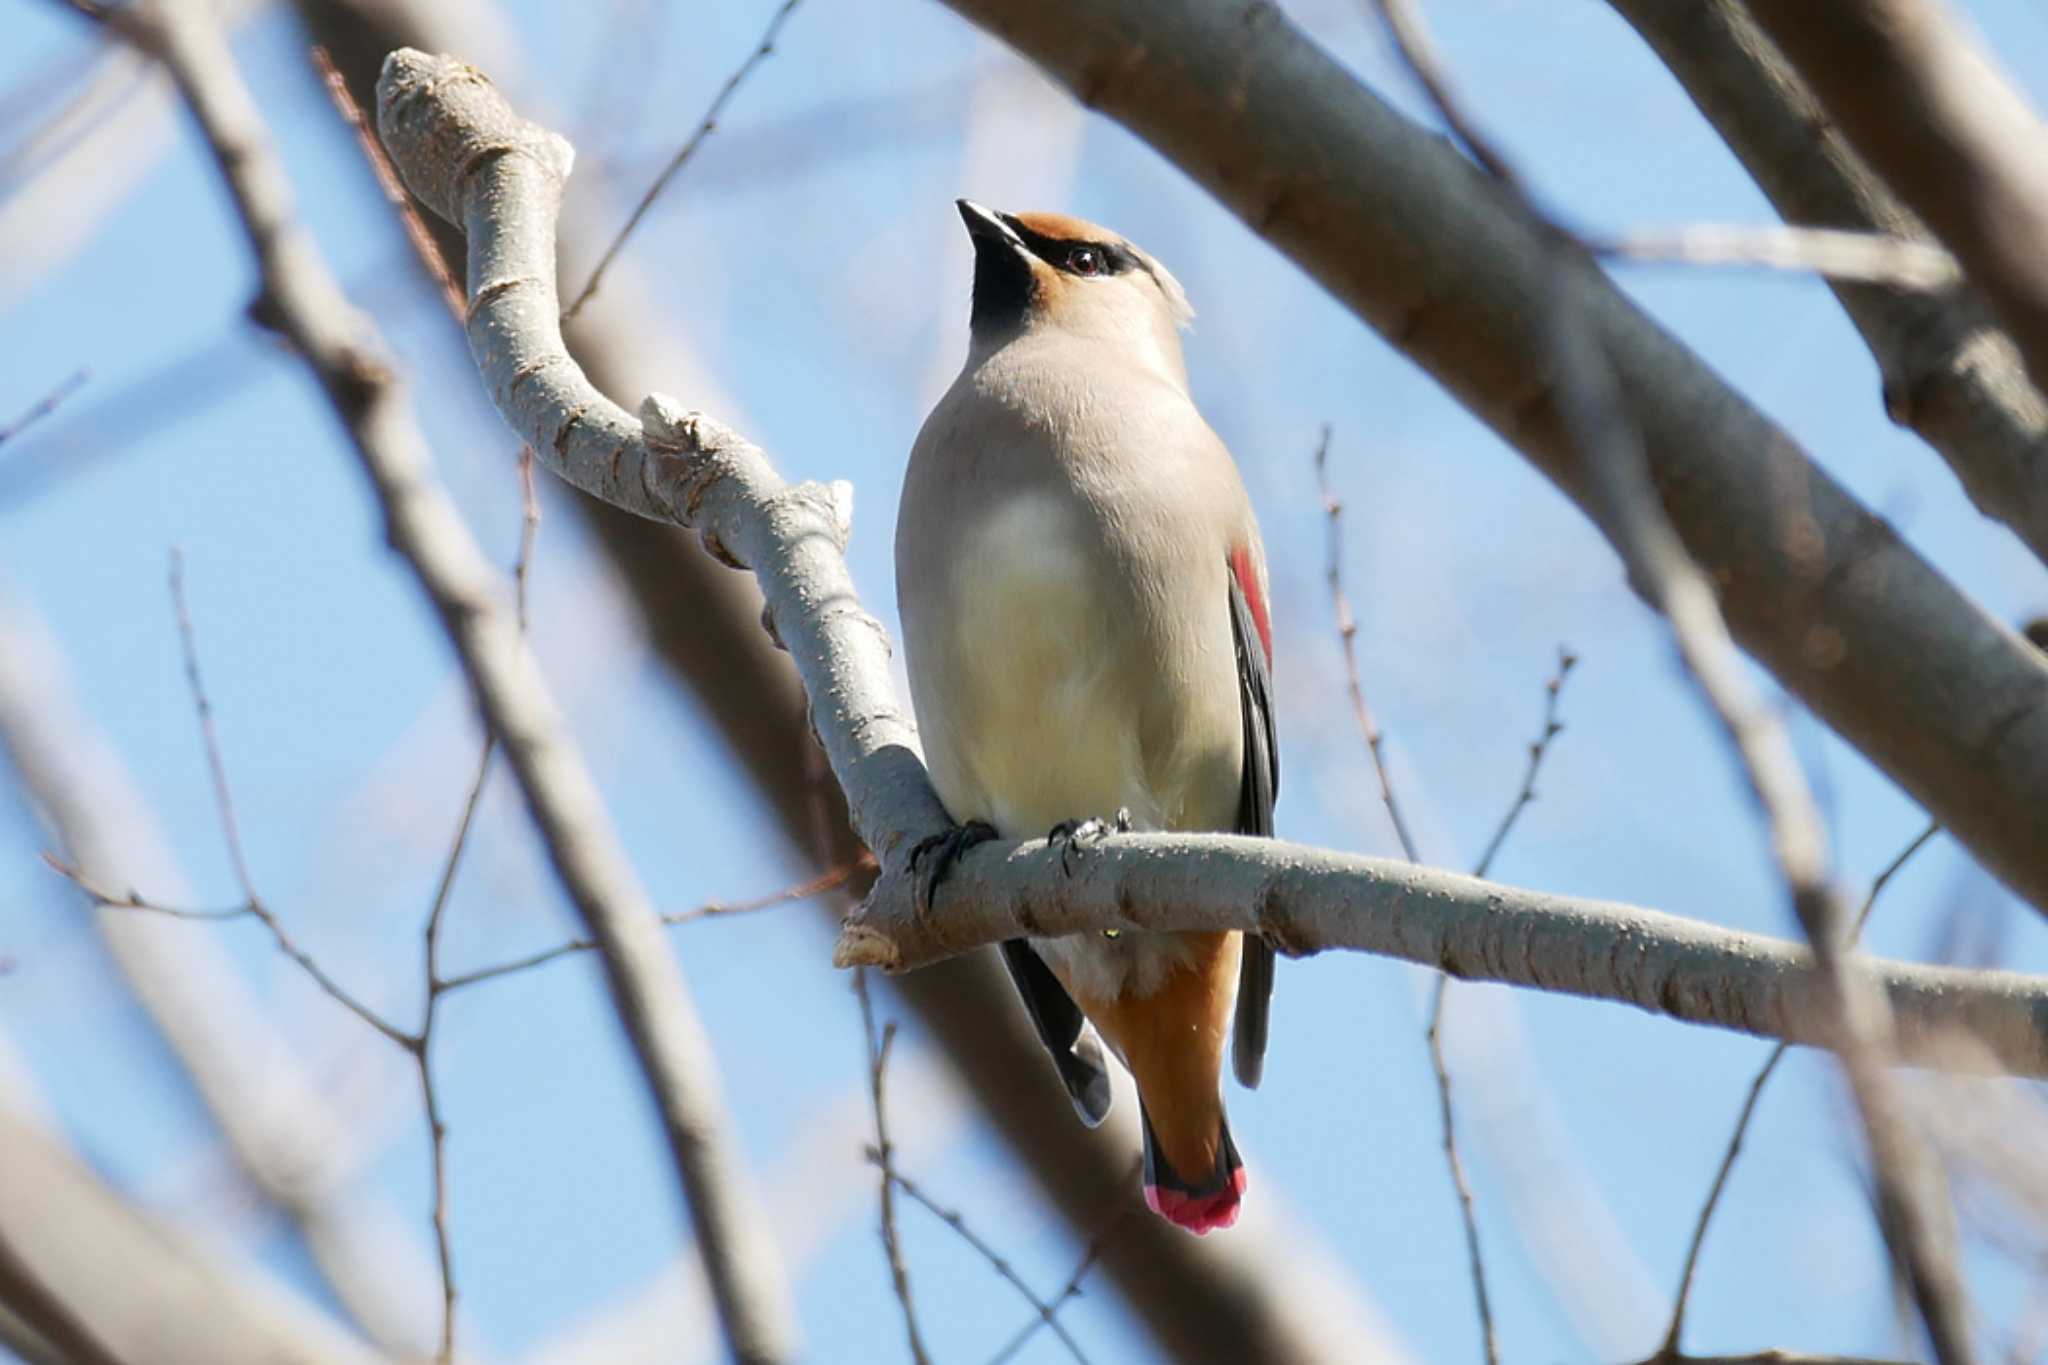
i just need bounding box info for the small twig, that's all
[1595,225,1957,290]
[1643,1352,1913,1365]
[1320,421,1517,1364]
[1659,822,1941,1359]
[0,370,88,447]
[169,550,258,902]
[1423,973,1499,1365]
[437,861,864,993]
[1314,424,1419,862]
[313,41,542,660]
[984,1162,1137,1365]
[411,737,497,1364]
[856,970,930,1365]
[42,854,402,1047]
[1419,650,1582,1365]
[309,43,462,322]
[514,445,540,631]
[875,1165,1093,1365]
[1470,646,1577,881]
[562,0,804,320]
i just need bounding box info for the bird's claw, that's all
[909,819,1000,919]
[1048,808,1133,878]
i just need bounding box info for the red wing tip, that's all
[1144,1168,1247,1235]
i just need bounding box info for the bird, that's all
[896,200,1278,1234]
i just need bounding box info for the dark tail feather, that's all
[1139,1104,1245,1235]
[999,940,1112,1126]
[1233,936,1274,1089]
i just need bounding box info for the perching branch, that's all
[84,4,795,1360]
[927,0,2048,917]
[369,48,2048,1086]
[1605,0,2048,573]
[305,10,1390,1365]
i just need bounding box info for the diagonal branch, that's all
[1739,0,2048,411]
[0,1108,385,1365]
[1605,0,2048,573]
[79,3,796,1359]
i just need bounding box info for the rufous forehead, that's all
[1008,210,1117,243]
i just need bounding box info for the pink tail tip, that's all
[1143,1167,1247,1235]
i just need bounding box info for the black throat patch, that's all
[969,235,1036,335]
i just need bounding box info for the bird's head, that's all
[956,199,1193,384]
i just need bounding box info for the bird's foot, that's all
[1047,808,1133,878]
[909,819,1000,919]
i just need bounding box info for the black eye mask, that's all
[1003,216,1143,278]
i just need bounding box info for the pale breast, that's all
[910,487,1162,836]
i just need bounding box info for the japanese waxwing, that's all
[896,201,1278,1235]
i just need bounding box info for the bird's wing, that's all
[998,940,1114,1126]
[1228,549,1279,1088]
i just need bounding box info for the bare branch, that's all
[984,1192,1130,1365]
[1659,822,1942,1359]
[855,975,929,1365]
[1605,0,2048,573]
[1470,647,1576,882]
[437,862,865,992]
[881,1168,1094,1365]
[0,1108,385,1365]
[1367,1,1968,1355]
[1321,422,1523,1363]
[1594,225,1957,290]
[46,856,415,1047]
[1644,1352,1912,1365]
[85,4,796,1358]
[167,551,259,903]
[309,43,463,321]
[562,0,804,321]
[1742,0,2048,407]
[0,370,87,446]
[1315,426,1419,863]
[1421,974,1498,1365]
[1419,649,1579,1365]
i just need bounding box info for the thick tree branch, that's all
[1741,0,2048,412]
[839,831,2048,1079]
[92,4,796,1360]
[927,0,2048,915]
[1605,0,2048,570]
[0,1107,384,1365]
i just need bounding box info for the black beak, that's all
[957,199,1034,334]
[957,199,1026,253]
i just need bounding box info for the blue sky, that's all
[5,1,2048,1361]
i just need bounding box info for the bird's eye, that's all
[1066,246,1105,276]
